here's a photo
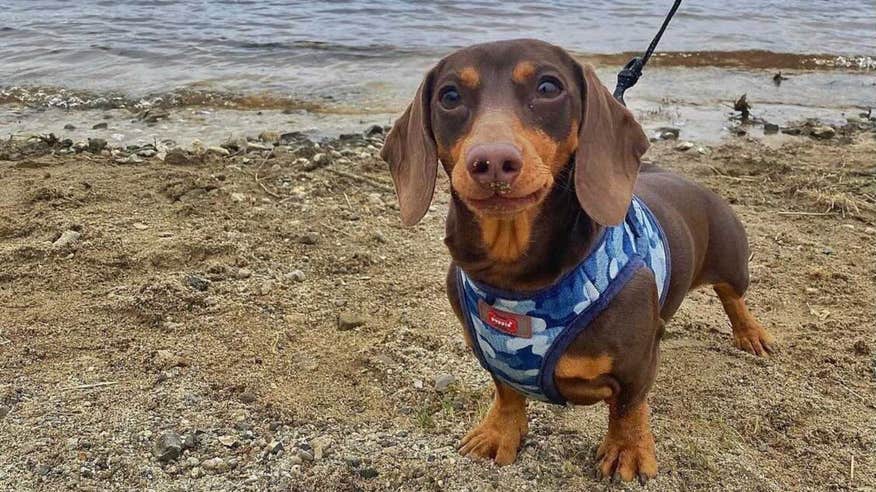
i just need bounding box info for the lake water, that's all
[1,0,874,143]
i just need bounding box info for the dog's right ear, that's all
[380,69,439,226]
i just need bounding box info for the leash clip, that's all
[613,57,644,106]
[611,0,682,107]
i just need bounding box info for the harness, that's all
[455,197,670,404]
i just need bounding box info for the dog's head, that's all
[381,39,648,261]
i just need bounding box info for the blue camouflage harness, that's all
[455,196,670,404]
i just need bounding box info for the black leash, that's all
[613,0,682,106]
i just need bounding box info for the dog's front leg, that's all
[458,379,528,465]
[596,400,657,484]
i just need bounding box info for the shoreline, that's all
[1,107,873,166]
[3,61,874,147]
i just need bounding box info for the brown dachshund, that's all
[380,39,774,484]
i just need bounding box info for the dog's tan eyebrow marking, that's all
[458,67,480,88]
[512,61,536,83]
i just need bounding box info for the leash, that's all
[613,0,682,106]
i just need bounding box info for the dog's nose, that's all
[466,143,523,191]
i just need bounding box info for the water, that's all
[1,1,874,143]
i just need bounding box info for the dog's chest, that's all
[455,197,669,403]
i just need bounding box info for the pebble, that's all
[63,124,76,130]
[305,153,332,171]
[434,373,455,392]
[337,311,366,331]
[235,268,252,279]
[267,440,284,455]
[206,146,230,156]
[92,122,108,130]
[764,122,780,134]
[286,270,306,282]
[52,230,81,249]
[152,431,183,463]
[218,435,238,448]
[364,124,384,137]
[87,138,107,153]
[185,274,209,292]
[675,141,694,151]
[297,449,314,462]
[655,127,680,140]
[230,192,247,202]
[258,131,280,143]
[311,436,332,460]
[190,467,205,479]
[201,457,228,473]
[821,246,834,255]
[811,126,836,139]
[164,148,195,166]
[183,434,197,450]
[116,154,143,165]
[139,109,169,124]
[358,467,379,479]
[247,141,273,152]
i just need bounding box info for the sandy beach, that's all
[1,116,874,490]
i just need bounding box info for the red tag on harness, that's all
[477,299,532,338]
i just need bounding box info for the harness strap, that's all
[613,0,683,106]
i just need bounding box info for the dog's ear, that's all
[380,69,438,226]
[574,63,649,226]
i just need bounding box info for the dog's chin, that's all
[461,183,550,219]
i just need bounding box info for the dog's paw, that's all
[733,321,775,357]
[458,423,522,465]
[595,430,657,485]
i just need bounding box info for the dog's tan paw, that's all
[595,429,658,484]
[733,321,775,357]
[458,422,523,465]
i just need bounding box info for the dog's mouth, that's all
[465,184,549,216]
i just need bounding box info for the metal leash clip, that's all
[612,0,682,107]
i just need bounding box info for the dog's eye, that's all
[438,86,461,109]
[536,77,562,97]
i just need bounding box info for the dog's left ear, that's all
[574,63,650,226]
[380,69,439,226]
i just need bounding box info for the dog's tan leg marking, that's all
[714,283,775,356]
[596,400,658,483]
[459,381,527,465]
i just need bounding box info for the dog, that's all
[380,39,774,484]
